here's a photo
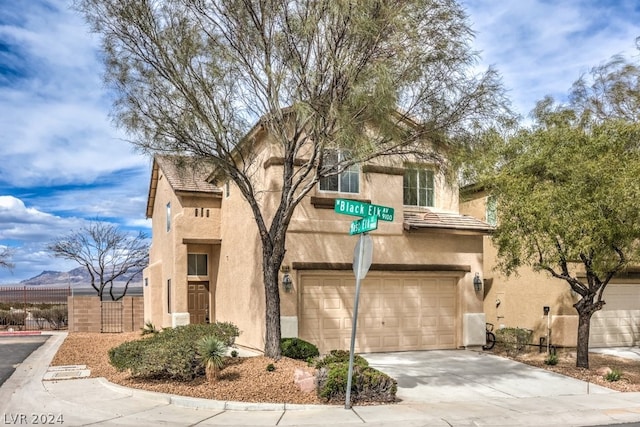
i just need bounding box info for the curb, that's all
[97,377,339,411]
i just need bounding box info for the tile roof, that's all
[146,155,221,218]
[155,155,220,194]
[403,210,494,234]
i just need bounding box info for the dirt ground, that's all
[50,333,640,406]
[489,345,640,392]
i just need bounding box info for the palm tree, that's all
[198,336,227,382]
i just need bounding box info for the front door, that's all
[188,281,210,324]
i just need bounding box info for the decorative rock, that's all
[294,368,316,393]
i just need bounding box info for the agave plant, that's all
[198,336,227,382]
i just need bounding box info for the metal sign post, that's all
[333,199,390,410]
[345,233,372,409]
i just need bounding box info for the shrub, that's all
[108,339,150,373]
[544,353,558,366]
[108,322,240,381]
[0,310,8,328]
[0,309,26,328]
[141,321,158,335]
[266,363,276,372]
[314,350,368,369]
[207,322,241,347]
[313,350,396,403]
[604,368,622,382]
[280,338,319,361]
[231,350,238,358]
[39,306,68,330]
[197,336,227,382]
[495,327,533,356]
[316,362,397,403]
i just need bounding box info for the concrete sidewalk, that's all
[1,332,639,426]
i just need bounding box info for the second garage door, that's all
[590,283,640,347]
[299,272,458,353]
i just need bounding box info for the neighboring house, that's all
[143,133,494,354]
[460,187,640,349]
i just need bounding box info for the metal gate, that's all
[101,301,123,333]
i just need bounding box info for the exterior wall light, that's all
[282,273,293,292]
[281,265,293,292]
[473,273,483,292]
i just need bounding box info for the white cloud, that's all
[0,2,151,282]
[0,0,147,187]
[0,195,85,283]
[2,0,639,283]
[462,0,640,117]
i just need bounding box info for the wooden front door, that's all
[188,281,210,324]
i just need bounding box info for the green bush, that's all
[38,306,68,330]
[316,362,397,403]
[496,327,533,356]
[198,336,227,382]
[0,310,26,329]
[313,350,396,403]
[604,368,622,382]
[141,321,158,335]
[544,353,558,366]
[280,338,319,361]
[108,322,240,381]
[314,349,368,369]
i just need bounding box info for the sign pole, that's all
[345,233,365,410]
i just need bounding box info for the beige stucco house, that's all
[143,130,494,354]
[460,187,640,349]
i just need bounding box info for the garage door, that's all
[300,272,458,353]
[590,284,640,347]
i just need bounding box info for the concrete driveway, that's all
[364,349,615,404]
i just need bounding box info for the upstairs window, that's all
[486,195,497,226]
[166,202,171,232]
[319,150,359,194]
[403,168,434,207]
[188,253,208,276]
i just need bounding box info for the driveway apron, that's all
[364,349,614,404]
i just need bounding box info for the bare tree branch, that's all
[48,221,149,301]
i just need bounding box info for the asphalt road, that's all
[0,336,49,386]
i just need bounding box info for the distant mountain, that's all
[18,267,142,287]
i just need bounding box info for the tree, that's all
[482,55,640,369]
[0,247,14,270]
[48,221,149,301]
[76,0,511,357]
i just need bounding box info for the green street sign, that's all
[334,199,394,222]
[349,215,378,235]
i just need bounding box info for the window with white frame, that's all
[188,253,208,276]
[403,168,434,207]
[319,150,359,193]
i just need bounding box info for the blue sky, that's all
[0,0,638,284]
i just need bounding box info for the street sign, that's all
[334,199,394,222]
[349,215,378,235]
[352,233,373,278]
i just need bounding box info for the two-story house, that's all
[143,128,494,354]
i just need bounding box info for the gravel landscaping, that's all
[50,332,322,405]
[50,332,639,406]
